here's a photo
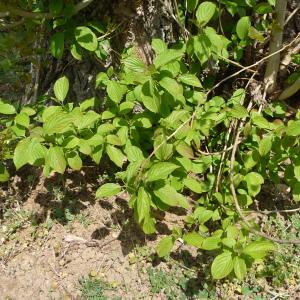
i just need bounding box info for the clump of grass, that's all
[79,276,109,300]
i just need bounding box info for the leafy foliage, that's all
[0,0,299,282]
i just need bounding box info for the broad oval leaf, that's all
[54,76,69,102]
[74,26,98,51]
[183,232,204,248]
[50,32,64,59]
[106,145,127,167]
[259,135,272,156]
[286,120,300,136]
[196,2,216,26]
[233,256,247,280]
[236,16,251,40]
[0,103,16,115]
[47,146,66,174]
[211,252,234,279]
[154,184,189,209]
[146,162,179,182]
[107,80,127,103]
[178,74,202,87]
[243,240,276,259]
[201,236,221,250]
[156,236,174,257]
[96,183,121,198]
[136,187,151,223]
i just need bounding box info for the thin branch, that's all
[229,124,300,244]
[264,0,287,94]
[278,76,300,100]
[284,3,300,25]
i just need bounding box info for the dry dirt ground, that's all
[0,168,192,300]
[1,168,300,300]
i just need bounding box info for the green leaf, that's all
[156,236,174,257]
[20,107,36,116]
[154,184,189,209]
[142,216,156,234]
[0,102,16,115]
[255,2,273,14]
[140,81,161,113]
[78,111,100,129]
[43,112,75,134]
[47,146,66,174]
[27,138,47,165]
[136,187,151,223]
[244,172,264,196]
[259,135,272,156]
[187,0,199,12]
[0,163,9,182]
[252,115,270,129]
[286,120,300,136]
[243,240,276,259]
[96,183,121,198]
[74,26,98,51]
[125,145,144,162]
[107,80,127,103]
[159,77,184,102]
[70,42,82,60]
[178,74,202,87]
[236,16,251,40]
[66,151,82,170]
[183,232,204,248]
[49,0,63,14]
[229,104,249,118]
[54,76,69,102]
[15,113,30,128]
[122,56,146,72]
[50,32,64,59]
[151,39,167,54]
[154,136,173,161]
[211,252,234,279]
[183,177,206,194]
[106,145,127,167]
[146,162,179,182]
[176,141,194,159]
[196,2,216,26]
[13,138,31,169]
[42,106,62,122]
[201,236,221,250]
[154,49,184,69]
[233,257,247,280]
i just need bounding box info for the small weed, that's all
[79,276,110,300]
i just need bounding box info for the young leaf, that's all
[259,135,272,156]
[151,39,167,54]
[136,187,151,223]
[211,252,234,279]
[47,146,66,174]
[243,240,276,259]
[74,26,98,51]
[236,16,251,40]
[107,80,127,103]
[286,120,300,136]
[54,76,69,102]
[201,236,221,250]
[140,81,161,113]
[0,163,9,182]
[244,172,264,196]
[106,145,127,167]
[154,49,184,69]
[66,151,82,170]
[156,236,175,257]
[233,256,247,280]
[0,103,16,115]
[154,184,189,209]
[13,138,31,169]
[196,2,216,26]
[142,216,156,234]
[178,74,202,87]
[159,77,184,103]
[15,113,30,128]
[125,145,144,162]
[50,32,64,59]
[145,162,179,182]
[183,232,204,248]
[96,183,121,198]
[183,177,206,194]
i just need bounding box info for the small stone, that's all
[89,270,97,277]
[51,281,58,289]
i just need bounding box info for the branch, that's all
[278,76,300,100]
[264,0,287,94]
[229,123,300,244]
[1,0,95,19]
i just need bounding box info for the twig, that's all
[278,76,300,100]
[229,125,300,244]
[284,3,300,25]
[264,0,287,94]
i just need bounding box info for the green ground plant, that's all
[1,0,300,282]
